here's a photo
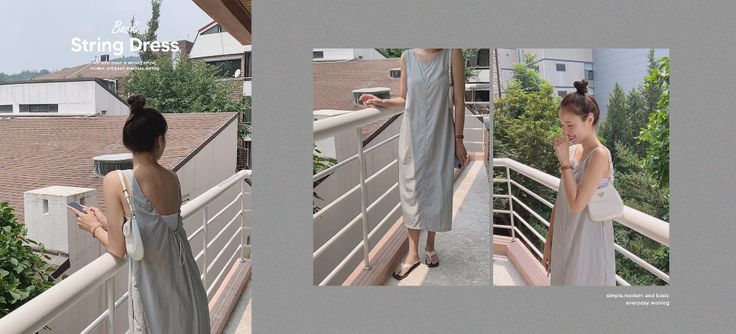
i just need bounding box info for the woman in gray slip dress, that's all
[359,49,469,280]
[69,95,211,333]
[543,80,617,286]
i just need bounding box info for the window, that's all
[244,51,252,79]
[207,59,242,78]
[558,91,567,97]
[313,51,324,59]
[585,63,593,80]
[201,24,224,35]
[19,104,59,113]
[466,49,490,68]
[556,63,566,71]
[0,105,12,113]
[103,79,117,92]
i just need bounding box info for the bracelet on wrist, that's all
[560,165,572,172]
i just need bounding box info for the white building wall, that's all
[93,84,130,115]
[313,48,386,61]
[0,81,128,116]
[189,30,249,59]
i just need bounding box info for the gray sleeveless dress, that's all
[549,145,616,286]
[398,49,455,232]
[121,169,211,333]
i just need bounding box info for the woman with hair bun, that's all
[68,95,211,333]
[543,79,617,286]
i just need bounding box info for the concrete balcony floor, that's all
[492,254,526,286]
[383,159,491,286]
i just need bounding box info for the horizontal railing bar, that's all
[493,194,510,199]
[511,195,551,228]
[314,107,404,142]
[206,193,242,226]
[512,210,546,244]
[514,226,544,259]
[616,275,631,286]
[614,244,670,283]
[319,203,402,286]
[492,178,508,183]
[314,154,359,181]
[313,182,399,258]
[182,170,251,220]
[492,224,513,230]
[509,179,554,209]
[207,226,243,273]
[493,209,512,215]
[207,211,243,250]
[364,133,400,154]
[315,133,400,182]
[314,159,398,220]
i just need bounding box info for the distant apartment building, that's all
[0,78,129,116]
[592,48,669,120]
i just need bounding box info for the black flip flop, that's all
[392,261,420,280]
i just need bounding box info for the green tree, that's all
[129,0,162,63]
[0,202,56,319]
[642,49,663,116]
[638,57,669,189]
[376,48,405,58]
[123,55,247,113]
[313,147,337,213]
[599,83,627,164]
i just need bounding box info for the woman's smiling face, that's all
[558,107,594,144]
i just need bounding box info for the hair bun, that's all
[127,95,146,114]
[574,80,589,95]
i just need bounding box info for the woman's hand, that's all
[358,93,389,108]
[543,238,552,276]
[553,134,570,165]
[84,206,108,230]
[455,139,468,167]
[68,205,101,235]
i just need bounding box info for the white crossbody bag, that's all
[586,148,624,221]
[117,170,145,261]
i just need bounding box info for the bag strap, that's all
[447,49,455,115]
[117,170,136,220]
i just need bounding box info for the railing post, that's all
[202,207,209,288]
[506,166,516,241]
[106,278,115,334]
[240,176,246,262]
[356,128,371,269]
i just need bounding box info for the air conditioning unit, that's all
[352,87,391,106]
[93,153,133,177]
[389,68,401,79]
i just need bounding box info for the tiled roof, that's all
[0,112,237,224]
[313,58,402,140]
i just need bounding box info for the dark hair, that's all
[559,79,601,126]
[123,95,168,153]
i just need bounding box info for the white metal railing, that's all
[0,170,252,334]
[492,158,670,285]
[314,97,490,286]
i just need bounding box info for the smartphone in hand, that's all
[68,201,87,215]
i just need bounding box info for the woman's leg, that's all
[425,231,438,264]
[395,228,421,275]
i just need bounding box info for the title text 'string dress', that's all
[398,49,455,232]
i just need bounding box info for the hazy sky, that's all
[0,0,213,74]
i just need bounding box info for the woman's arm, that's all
[451,48,465,139]
[559,148,609,213]
[80,171,126,258]
[359,52,408,108]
